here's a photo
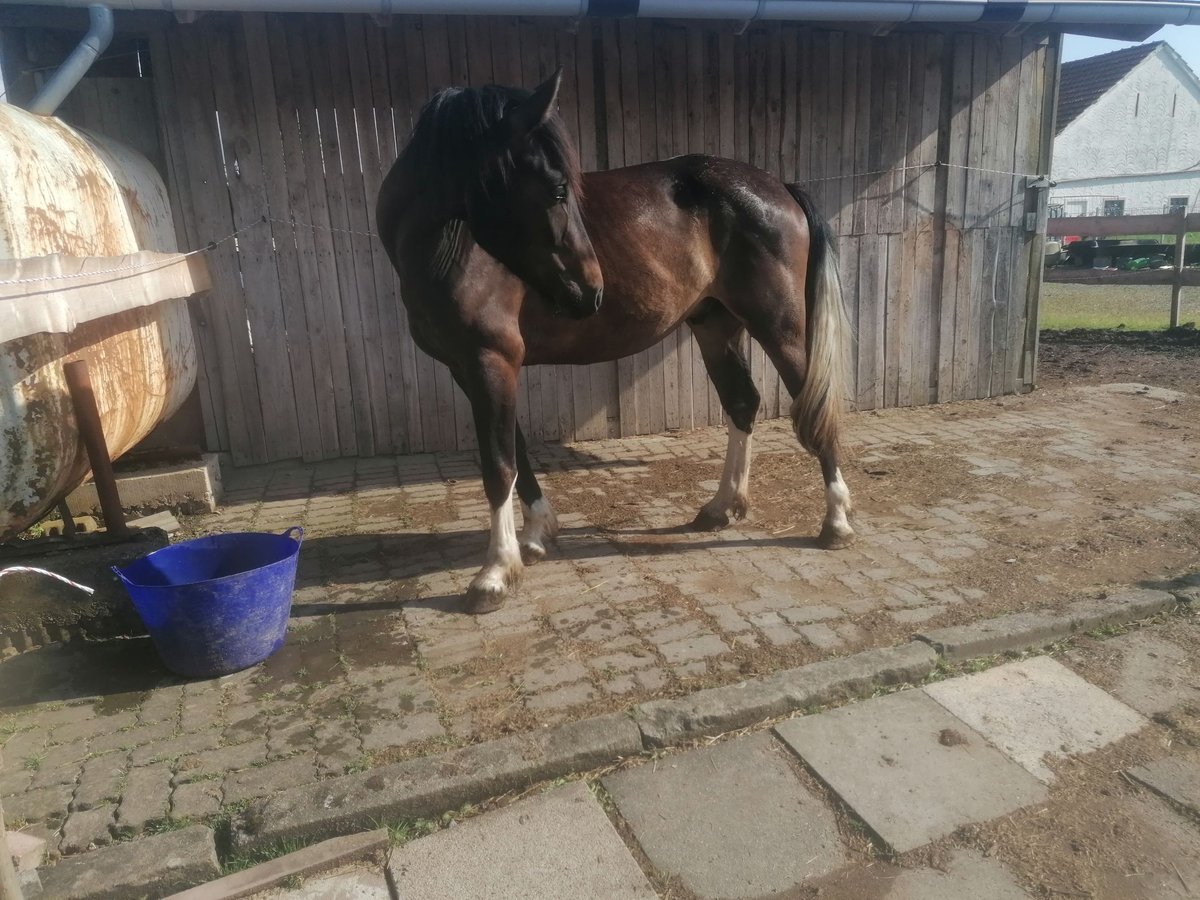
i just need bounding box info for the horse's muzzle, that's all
[557,281,603,319]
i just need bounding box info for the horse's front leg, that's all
[463,351,523,614]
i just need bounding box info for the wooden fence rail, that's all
[1045,212,1198,327]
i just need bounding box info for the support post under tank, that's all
[63,359,129,537]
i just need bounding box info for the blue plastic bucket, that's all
[112,527,303,678]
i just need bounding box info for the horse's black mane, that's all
[398,83,583,216]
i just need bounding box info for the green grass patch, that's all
[1040,282,1198,331]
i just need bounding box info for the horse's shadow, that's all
[297,523,823,617]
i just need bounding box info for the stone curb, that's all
[229,585,1188,857]
[165,829,388,900]
[916,588,1180,662]
[233,712,642,852]
[232,644,938,853]
[633,642,938,747]
[38,825,219,900]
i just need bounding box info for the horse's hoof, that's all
[818,523,856,550]
[466,582,511,614]
[520,540,547,565]
[691,508,730,532]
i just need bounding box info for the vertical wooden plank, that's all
[824,31,844,235]
[414,14,465,450]
[258,17,338,460]
[687,24,712,428]
[148,32,227,454]
[944,34,973,232]
[241,13,325,462]
[856,233,886,410]
[781,25,798,183]
[954,229,983,400]
[667,22,690,430]
[796,30,812,184]
[305,15,379,455]
[974,36,1003,398]
[577,20,617,441]
[989,37,1024,398]
[762,25,784,419]
[840,234,862,405]
[901,35,926,235]
[936,227,961,403]
[386,17,432,451]
[652,22,678,434]
[836,31,858,238]
[1022,35,1059,391]
[165,23,267,464]
[323,16,396,453]
[205,15,304,461]
[718,30,735,162]
[280,17,360,457]
[359,15,425,453]
[851,35,872,235]
[635,19,665,436]
[365,19,423,454]
[615,19,640,436]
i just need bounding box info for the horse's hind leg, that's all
[688,302,761,531]
[751,323,855,550]
[515,425,557,563]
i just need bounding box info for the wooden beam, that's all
[1043,267,1200,287]
[1045,213,1187,238]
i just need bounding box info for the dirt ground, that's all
[1038,326,1200,393]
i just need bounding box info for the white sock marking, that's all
[703,425,752,518]
[824,467,853,535]
[472,480,521,594]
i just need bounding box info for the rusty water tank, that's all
[0,102,198,542]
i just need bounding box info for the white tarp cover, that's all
[0,251,210,344]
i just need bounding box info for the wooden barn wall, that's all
[143,15,1057,465]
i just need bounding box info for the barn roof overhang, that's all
[5,0,1199,34]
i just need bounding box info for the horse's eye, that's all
[553,185,568,205]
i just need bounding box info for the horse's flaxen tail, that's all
[785,184,852,460]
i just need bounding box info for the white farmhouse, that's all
[1050,42,1200,219]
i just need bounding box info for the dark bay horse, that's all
[377,70,854,613]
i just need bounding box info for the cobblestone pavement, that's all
[2,382,1197,865]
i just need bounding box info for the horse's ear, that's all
[506,67,563,144]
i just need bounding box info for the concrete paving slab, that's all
[267,865,390,899]
[885,849,1031,899]
[775,689,1046,853]
[925,655,1146,782]
[1105,630,1200,716]
[602,732,844,898]
[1128,756,1200,818]
[387,781,655,899]
[38,824,219,899]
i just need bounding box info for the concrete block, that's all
[885,849,1031,899]
[925,656,1145,782]
[7,829,46,872]
[635,642,937,747]
[603,733,844,898]
[234,712,641,851]
[1128,756,1200,818]
[918,589,1177,662]
[39,824,219,899]
[67,452,223,517]
[387,782,655,899]
[1105,630,1200,716]
[775,689,1045,853]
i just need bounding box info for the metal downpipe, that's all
[28,4,114,117]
